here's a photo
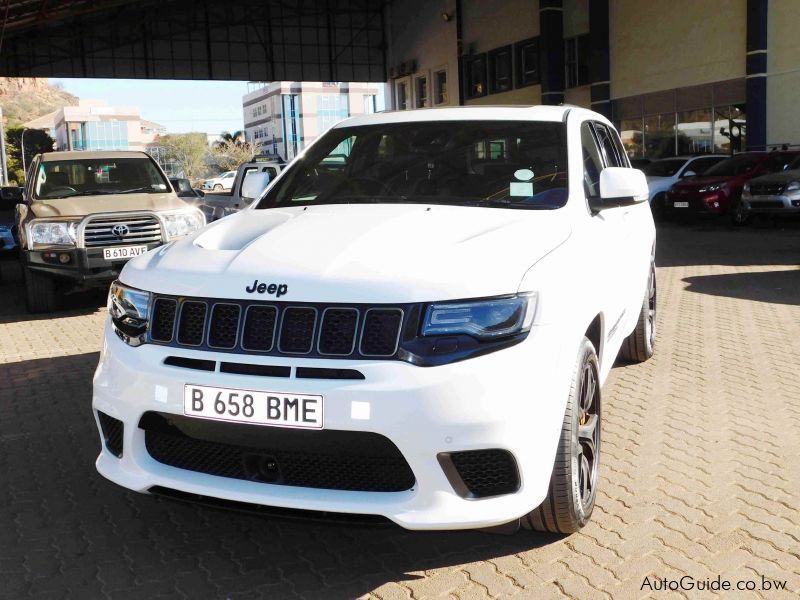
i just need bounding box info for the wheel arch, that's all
[584,313,603,362]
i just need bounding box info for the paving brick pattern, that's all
[1,221,799,599]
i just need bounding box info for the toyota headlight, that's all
[786,181,800,192]
[422,294,537,340]
[162,209,205,240]
[108,280,151,346]
[28,220,78,247]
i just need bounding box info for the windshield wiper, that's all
[117,186,158,194]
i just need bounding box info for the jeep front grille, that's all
[149,295,405,360]
[83,214,163,247]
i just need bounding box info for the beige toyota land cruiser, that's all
[16,150,205,313]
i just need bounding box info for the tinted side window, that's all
[688,157,722,175]
[593,123,624,167]
[581,122,604,198]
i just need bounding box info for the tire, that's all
[213,184,223,191]
[729,196,751,226]
[24,267,58,313]
[522,337,601,534]
[618,261,656,363]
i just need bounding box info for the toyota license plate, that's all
[103,245,148,260]
[673,201,689,208]
[184,384,324,429]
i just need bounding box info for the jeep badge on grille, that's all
[245,280,288,297]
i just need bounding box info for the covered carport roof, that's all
[0,0,386,81]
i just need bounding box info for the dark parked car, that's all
[0,186,23,253]
[665,151,800,222]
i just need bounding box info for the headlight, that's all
[162,210,205,240]
[108,280,150,346]
[29,221,78,247]
[786,181,800,192]
[698,184,722,193]
[422,294,537,340]
[742,183,751,194]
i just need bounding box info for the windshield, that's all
[34,157,169,199]
[703,154,761,177]
[257,120,569,210]
[643,158,685,177]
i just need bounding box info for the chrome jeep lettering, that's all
[245,280,288,297]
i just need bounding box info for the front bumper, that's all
[665,191,727,215]
[23,243,162,285]
[741,194,800,214]
[92,318,572,530]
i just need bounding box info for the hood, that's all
[30,192,190,218]
[747,169,800,185]
[672,175,734,190]
[122,203,572,303]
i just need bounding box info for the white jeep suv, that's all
[94,106,656,534]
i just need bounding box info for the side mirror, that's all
[681,170,696,178]
[590,167,649,211]
[241,172,271,200]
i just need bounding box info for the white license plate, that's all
[184,384,324,429]
[673,201,689,208]
[103,245,148,260]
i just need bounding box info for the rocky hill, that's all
[0,77,78,127]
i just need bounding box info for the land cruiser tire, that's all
[522,337,600,534]
[24,267,57,313]
[619,261,656,363]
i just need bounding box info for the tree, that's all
[215,130,247,149]
[4,127,55,182]
[210,139,256,172]
[155,133,210,184]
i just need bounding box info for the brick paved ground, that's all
[1,220,799,599]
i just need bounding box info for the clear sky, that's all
[51,78,247,135]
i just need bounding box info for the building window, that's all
[415,75,429,108]
[463,54,487,100]
[489,46,513,94]
[565,35,589,88]
[515,37,540,88]
[396,78,410,110]
[363,94,376,114]
[433,68,448,105]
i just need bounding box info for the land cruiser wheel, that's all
[24,267,57,313]
[619,261,656,363]
[522,337,600,534]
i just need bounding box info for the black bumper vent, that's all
[97,411,124,457]
[139,412,415,493]
[439,449,520,499]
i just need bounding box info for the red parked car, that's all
[665,151,800,222]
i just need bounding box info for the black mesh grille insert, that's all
[151,298,177,342]
[140,412,415,493]
[148,296,405,360]
[447,449,520,498]
[241,305,277,351]
[749,182,785,196]
[360,309,403,356]
[177,301,207,346]
[279,307,317,354]
[208,304,241,349]
[318,308,358,355]
[97,411,124,458]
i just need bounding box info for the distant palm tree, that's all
[216,130,246,149]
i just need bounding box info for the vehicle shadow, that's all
[655,219,800,268]
[682,268,800,306]
[1,352,564,599]
[0,257,106,323]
